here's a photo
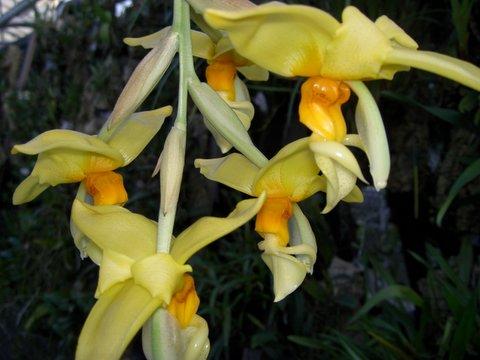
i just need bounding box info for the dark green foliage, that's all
[1,0,479,359]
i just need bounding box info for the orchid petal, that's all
[347,81,389,189]
[102,106,172,165]
[190,9,223,42]
[11,130,125,204]
[321,6,404,80]
[191,30,215,59]
[253,138,325,201]
[171,194,266,264]
[124,26,172,49]
[96,249,134,297]
[12,176,49,205]
[189,0,256,13]
[343,134,365,151]
[310,139,367,183]
[204,3,339,77]
[14,148,119,203]
[237,65,269,81]
[131,254,192,302]
[12,129,123,162]
[321,162,357,213]
[385,48,480,91]
[375,15,418,49]
[71,200,156,260]
[233,75,251,102]
[314,155,339,196]
[194,153,259,195]
[76,281,162,360]
[260,250,307,302]
[290,204,317,273]
[343,185,364,203]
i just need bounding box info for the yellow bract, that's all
[191,30,266,153]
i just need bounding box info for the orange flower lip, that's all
[255,197,293,247]
[84,171,128,206]
[205,55,237,101]
[167,274,200,328]
[299,76,350,141]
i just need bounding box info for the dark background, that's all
[1,0,479,358]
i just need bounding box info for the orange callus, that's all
[84,171,128,206]
[255,197,293,247]
[167,274,200,328]
[205,54,237,101]
[299,77,350,141]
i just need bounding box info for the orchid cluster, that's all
[11,0,480,359]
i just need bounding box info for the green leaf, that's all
[367,331,412,360]
[350,285,424,323]
[438,317,454,358]
[458,92,479,113]
[436,158,480,225]
[458,238,473,284]
[426,244,463,287]
[250,332,277,348]
[287,335,324,349]
[449,296,476,359]
[247,314,266,330]
[334,332,365,360]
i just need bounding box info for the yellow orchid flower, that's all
[191,30,268,152]
[299,77,385,211]
[195,139,362,300]
[70,195,264,360]
[12,106,172,205]
[202,1,480,194]
[203,2,480,90]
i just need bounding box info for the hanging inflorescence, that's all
[11,0,480,359]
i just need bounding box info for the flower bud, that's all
[108,29,178,127]
[157,126,186,215]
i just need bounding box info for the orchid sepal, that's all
[13,106,171,205]
[71,196,266,360]
[203,2,480,90]
[259,234,315,302]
